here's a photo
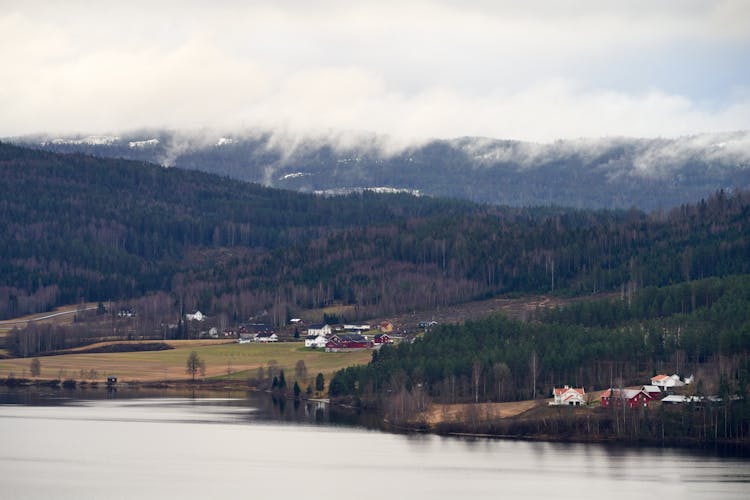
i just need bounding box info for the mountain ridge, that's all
[10,129,750,211]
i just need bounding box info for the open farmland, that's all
[0,303,98,335]
[0,340,372,385]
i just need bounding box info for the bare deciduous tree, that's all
[185,351,206,382]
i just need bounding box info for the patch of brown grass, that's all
[423,399,543,425]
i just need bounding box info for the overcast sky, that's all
[2,0,749,142]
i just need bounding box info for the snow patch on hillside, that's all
[46,135,120,146]
[129,139,160,148]
[314,187,421,196]
[279,172,311,181]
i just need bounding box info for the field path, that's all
[0,303,98,333]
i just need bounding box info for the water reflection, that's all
[1,390,749,500]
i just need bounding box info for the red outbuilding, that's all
[601,388,653,408]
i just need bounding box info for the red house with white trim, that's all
[373,333,392,345]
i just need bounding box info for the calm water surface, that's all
[1,389,748,500]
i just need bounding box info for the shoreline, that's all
[3,378,748,454]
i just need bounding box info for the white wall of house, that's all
[308,324,332,336]
[551,387,586,406]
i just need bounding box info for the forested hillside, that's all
[1,142,750,326]
[329,275,750,443]
[0,142,470,318]
[332,275,750,402]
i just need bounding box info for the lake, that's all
[1,388,748,499]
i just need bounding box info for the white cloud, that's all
[0,1,748,141]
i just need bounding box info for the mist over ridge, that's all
[10,128,750,211]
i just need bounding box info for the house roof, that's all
[651,374,670,381]
[308,323,328,330]
[662,395,702,404]
[247,323,275,333]
[642,385,661,392]
[339,333,366,342]
[553,386,584,396]
[562,393,584,402]
[602,388,645,399]
[255,331,277,338]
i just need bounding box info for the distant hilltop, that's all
[8,129,750,211]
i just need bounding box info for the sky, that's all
[2,0,749,142]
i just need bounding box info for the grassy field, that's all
[0,340,373,386]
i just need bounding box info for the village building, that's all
[254,331,278,343]
[186,310,205,322]
[373,333,392,345]
[641,385,663,399]
[661,395,702,405]
[600,388,653,408]
[246,323,275,335]
[305,334,328,349]
[325,333,372,352]
[650,374,688,388]
[550,385,586,406]
[379,321,394,333]
[117,308,136,318]
[344,324,371,332]
[308,323,332,337]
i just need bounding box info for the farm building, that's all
[373,333,392,345]
[650,374,688,388]
[344,324,371,332]
[600,388,652,408]
[254,332,278,343]
[308,323,332,337]
[186,310,205,321]
[641,385,663,399]
[325,334,373,352]
[305,334,328,348]
[550,386,586,406]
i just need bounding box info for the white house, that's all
[550,385,586,406]
[254,332,278,343]
[305,334,328,348]
[186,311,205,322]
[651,374,686,388]
[307,324,332,336]
[343,324,371,332]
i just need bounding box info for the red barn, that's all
[600,388,652,408]
[325,334,373,352]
